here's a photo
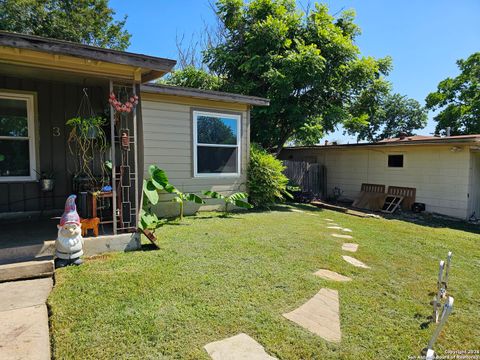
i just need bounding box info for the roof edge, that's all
[141,84,270,106]
[284,136,480,150]
[0,31,176,74]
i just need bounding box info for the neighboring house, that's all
[0,31,268,252]
[280,135,480,220]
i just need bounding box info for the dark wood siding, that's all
[0,75,106,213]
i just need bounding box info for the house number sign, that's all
[52,127,61,137]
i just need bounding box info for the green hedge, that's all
[247,144,289,208]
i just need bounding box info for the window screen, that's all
[388,154,404,168]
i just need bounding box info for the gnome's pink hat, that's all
[60,195,80,226]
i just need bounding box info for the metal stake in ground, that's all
[432,260,445,323]
[442,251,452,298]
[425,297,454,360]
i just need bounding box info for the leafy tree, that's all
[161,66,222,90]
[197,116,236,144]
[426,52,480,135]
[346,90,428,142]
[0,0,130,50]
[203,0,392,154]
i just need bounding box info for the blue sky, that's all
[110,0,480,143]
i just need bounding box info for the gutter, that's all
[141,84,270,107]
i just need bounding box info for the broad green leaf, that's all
[148,165,158,177]
[152,168,169,188]
[203,190,225,200]
[227,192,248,201]
[143,180,159,205]
[164,183,179,194]
[185,193,205,204]
[233,199,254,209]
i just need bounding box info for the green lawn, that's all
[48,205,480,359]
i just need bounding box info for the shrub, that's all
[247,144,290,208]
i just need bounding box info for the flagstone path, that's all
[0,278,52,360]
[203,215,371,355]
[314,269,352,282]
[342,243,358,252]
[332,233,353,239]
[342,255,370,269]
[204,333,277,360]
[283,288,341,343]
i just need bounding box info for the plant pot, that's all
[40,179,55,192]
[86,126,98,139]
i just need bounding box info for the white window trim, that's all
[0,91,37,182]
[193,110,241,178]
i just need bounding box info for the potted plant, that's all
[66,115,108,188]
[35,170,55,192]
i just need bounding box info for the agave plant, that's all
[203,191,253,215]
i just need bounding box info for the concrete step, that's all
[0,260,54,283]
[0,241,55,265]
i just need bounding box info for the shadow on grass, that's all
[383,213,480,235]
[140,243,159,252]
[249,202,325,214]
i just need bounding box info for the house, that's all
[280,135,480,220]
[0,31,268,266]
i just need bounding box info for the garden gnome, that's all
[55,195,84,268]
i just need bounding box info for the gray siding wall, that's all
[0,75,105,214]
[141,98,249,217]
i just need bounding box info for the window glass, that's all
[197,115,237,145]
[0,140,30,176]
[0,98,28,137]
[388,154,404,168]
[194,111,240,176]
[197,146,237,174]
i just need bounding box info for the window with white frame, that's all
[0,92,36,181]
[193,110,241,177]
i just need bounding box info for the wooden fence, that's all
[283,160,327,199]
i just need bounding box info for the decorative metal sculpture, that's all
[55,195,84,268]
[426,297,454,360]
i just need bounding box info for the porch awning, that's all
[0,31,176,83]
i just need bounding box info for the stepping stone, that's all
[204,333,277,360]
[291,209,305,213]
[283,288,341,343]
[341,228,352,232]
[323,218,334,221]
[341,243,358,253]
[327,226,342,230]
[314,269,351,282]
[331,233,353,239]
[342,255,370,269]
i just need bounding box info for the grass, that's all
[48,205,480,359]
